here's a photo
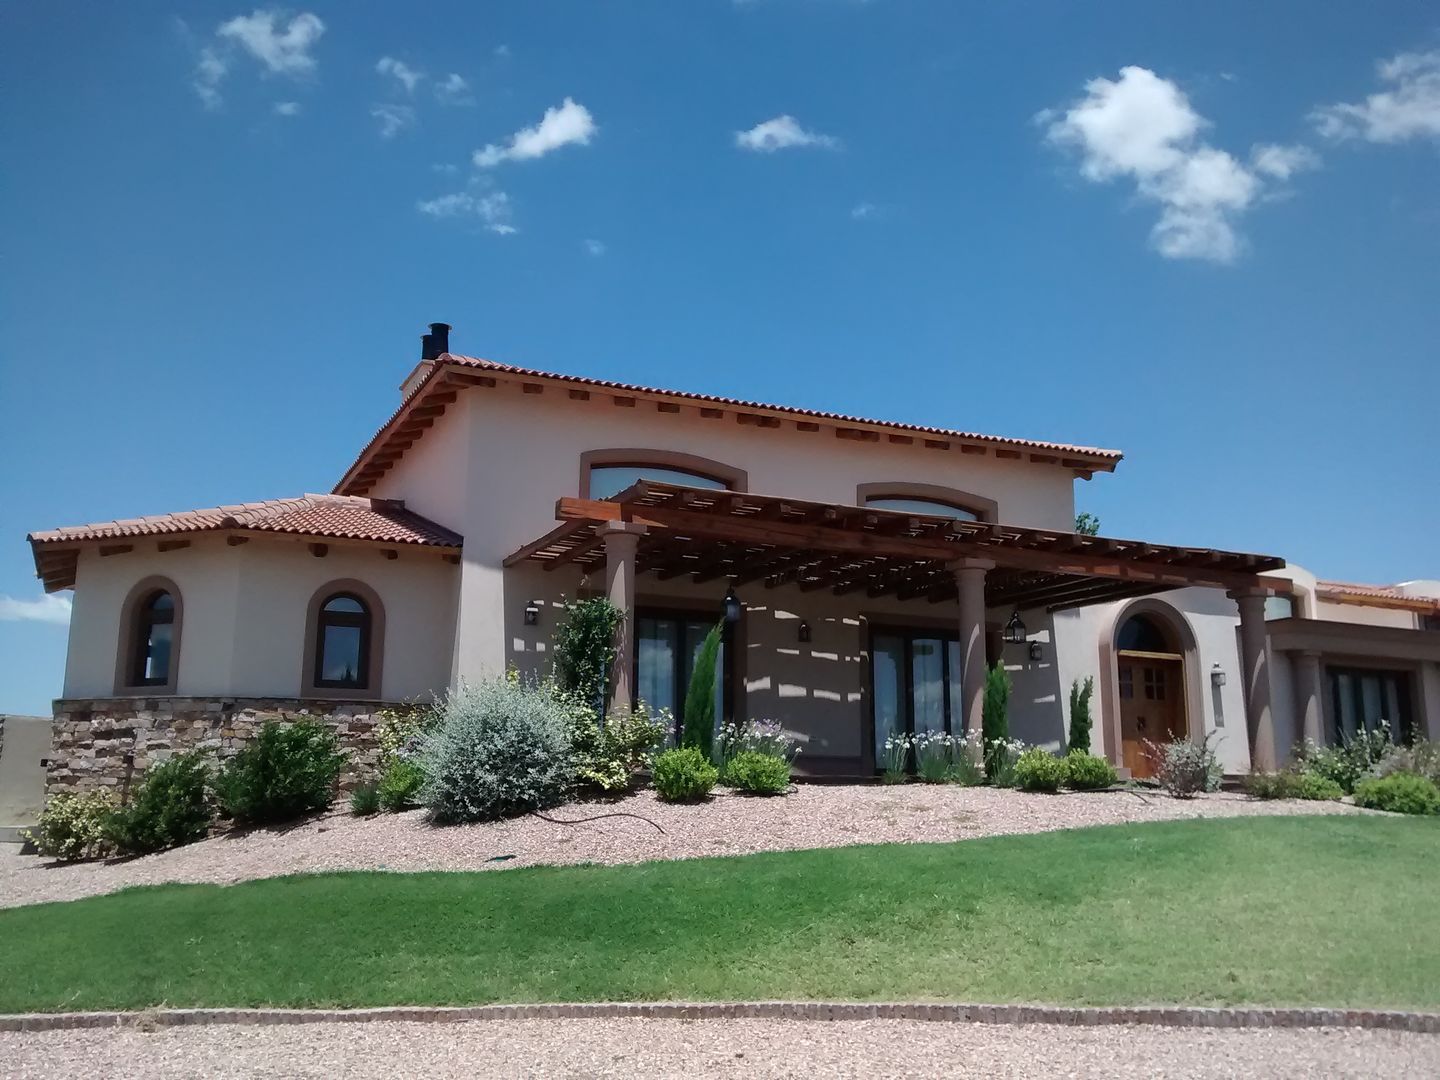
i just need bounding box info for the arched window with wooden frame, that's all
[115,576,184,694]
[302,580,386,698]
[579,449,748,500]
[856,482,998,524]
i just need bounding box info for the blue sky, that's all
[2,2,1437,714]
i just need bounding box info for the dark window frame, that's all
[313,592,373,691]
[631,604,728,734]
[1326,664,1415,745]
[129,590,176,687]
[867,624,965,773]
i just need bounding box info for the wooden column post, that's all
[954,559,994,742]
[603,522,646,716]
[1230,588,1277,772]
[1296,649,1325,752]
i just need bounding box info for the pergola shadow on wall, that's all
[507,482,1292,769]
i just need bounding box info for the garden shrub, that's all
[716,719,799,766]
[350,783,381,816]
[911,730,983,785]
[1062,750,1117,791]
[1377,740,1440,788]
[1146,733,1223,799]
[1299,723,1394,795]
[377,758,426,812]
[1245,770,1343,802]
[981,663,1011,775]
[880,732,910,784]
[214,719,347,825]
[25,792,116,862]
[419,678,575,823]
[985,738,1025,788]
[721,750,790,795]
[1013,747,1066,792]
[680,623,723,760]
[1353,772,1440,816]
[552,597,624,716]
[375,705,438,767]
[571,701,669,793]
[104,751,212,855]
[1067,676,1095,754]
[651,747,717,802]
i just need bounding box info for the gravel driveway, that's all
[3,1018,1436,1078]
[1,785,1372,910]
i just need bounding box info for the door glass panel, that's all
[1383,678,1403,739]
[873,634,904,763]
[1334,672,1356,740]
[912,638,946,735]
[946,641,963,732]
[636,617,677,715]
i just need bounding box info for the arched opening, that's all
[1112,608,1191,778]
[115,576,184,694]
[303,579,386,698]
[579,449,747,499]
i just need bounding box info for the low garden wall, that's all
[48,698,400,799]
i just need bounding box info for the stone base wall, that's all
[48,698,401,800]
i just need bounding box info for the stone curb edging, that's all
[3,1002,1439,1034]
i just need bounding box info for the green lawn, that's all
[2,816,1437,1014]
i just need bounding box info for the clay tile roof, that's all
[28,495,462,592]
[1315,579,1406,600]
[1315,579,1440,617]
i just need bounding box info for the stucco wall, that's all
[61,536,457,702]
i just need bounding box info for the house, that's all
[27,323,1440,793]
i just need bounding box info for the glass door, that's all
[635,612,723,739]
[871,629,961,769]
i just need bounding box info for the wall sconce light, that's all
[723,587,742,625]
[524,600,541,626]
[1028,641,1043,662]
[1211,663,1226,687]
[1003,609,1027,645]
[797,620,811,643]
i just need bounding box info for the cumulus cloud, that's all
[583,238,606,256]
[434,73,474,106]
[193,46,228,109]
[217,10,324,76]
[473,97,596,167]
[376,56,422,94]
[1312,49,1440,143]
[1042,66,1312,263]
[0,593,72,626]
[417,189,517,235]
[850,201,878,220]
[735,114,840,152]
[371,103,416,138]
[273,100,301,117]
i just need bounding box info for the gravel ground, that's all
[1,786,1372,910]
[3,1019,1437,1078]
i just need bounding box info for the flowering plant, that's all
[881,731,911,784]
[715,719,799,765]
[985,737,1026,787]
[912,730,982,785]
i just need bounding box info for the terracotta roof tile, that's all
[1315,579,1406,600]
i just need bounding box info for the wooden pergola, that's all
[505,480,1289,611]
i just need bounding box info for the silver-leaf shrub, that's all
[419,677,575,823]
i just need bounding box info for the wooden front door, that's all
[1118,653,1186,778]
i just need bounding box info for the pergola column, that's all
[1296,649,1325,752]
[1230,588,1277,772]
[603,522,646,715]
[953,559,995,741]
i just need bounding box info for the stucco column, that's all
[602,522,646,715]
[1295,649,1325,752]
[954,559,994,742]
[1230,588,1277,772]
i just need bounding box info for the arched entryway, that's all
[1103,600,1201,779]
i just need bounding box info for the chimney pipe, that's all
[422,322,451,360]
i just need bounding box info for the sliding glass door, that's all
[1328,667,1413,744]
[872,629,964,768]
[635,612,723,741]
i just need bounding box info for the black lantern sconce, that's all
[797,620,811,643]
[523,600,541,626]
[1003,609,1027,646]
[1028,640,1043,662]
[723,587,742,625]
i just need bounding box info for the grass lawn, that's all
[2,815,1437,1014]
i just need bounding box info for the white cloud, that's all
[273,100,301,117]
[473,97,596,167]
[417,189,517,235]
[735,114,840,152]
[217,10,324,76]
[193,46,228,109]
[1250,143,1319,180]
[372,103,416,139]
[1042,66,1309,263]
[377,56,423,95]
[1312,49,1440,143]
[583,238,606,256]
[850,201,878,220]
[434,73,474,106]
[0,593,71,626]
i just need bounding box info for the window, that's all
[314,594,371,690]
[589,465,727,500]
[634,611,723,739]
[871,628,965,769]
[864,497,980,522]
[303,580,385,698]
[1264,595,1294,620]
[1116,614,1172,653]
[131,590,176,686]
[1328,666,1414,744]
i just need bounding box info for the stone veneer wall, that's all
[48,698,401,799]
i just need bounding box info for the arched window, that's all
[131,590,176,686]
[1116,613,1172,653]
[314,593,372,690]
[580,449,748,499]
[116,576,183,694]
[865,496,981,522]
[857,482,997,524]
